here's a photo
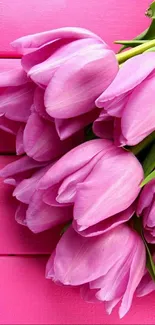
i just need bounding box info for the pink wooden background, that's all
[1,0,155,323]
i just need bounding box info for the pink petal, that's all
[23,113,64,161]
[80,284,100,303]
[26,190,72,233]
[119,234,145,318]
[56,151,105,204]
[136,272,155,297]
[15,203,28,226]
[12,27,103,50]
[121,76,155,145]
[23,112,83,162]
[0,116,20,135]
[16,124,25,155]
[39,139,114,189]
[94,255,131,301]
[43,185,70,207]
[97,92,131,118]
[74,149,143,229]
[137,180,155,215]
[0,155,46,178]
[105,298,121,315]
[27,38,106,87]
[0,59,28,87]
[93,110,114,139]
[96,52,155,107]
[0,83,34,122]
[54,225,134,285]
[13,164,51,204]
[34,87,53,121]
[55,108,99,140]
[73,204,135,237]
[45,48,118,118]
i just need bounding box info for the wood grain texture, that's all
[0,156,63,254]
[0,0,150,55]
[0,256,154,324]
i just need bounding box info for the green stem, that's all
[130,132,155,155]
[116,39,155,63]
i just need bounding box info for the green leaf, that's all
[117,20,155,53]
[143,143,155,176]
[130,132,155,155]
[140,170,155,187]
[115,40,146,47]
[146,1,155,19]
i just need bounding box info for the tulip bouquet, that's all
[0,0,155,318]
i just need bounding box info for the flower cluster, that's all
[0,25,155,318]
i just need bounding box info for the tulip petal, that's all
[45,47,118,118]
[0,116,20,135]
[105,298,121,315]
[16,124,25,155]
[56,151,105,204]
[0,83,34,122]
[23,113,65,161]
[137,180,155,216]
[26,190,72,233]
[55,108,99,140]
[80,284,100,303]
[39,139,114,189]
[119,234,145,318]
[34,87,53,121]
[0,59,28,87]
[0,155,46,178]
[93,111,114,139]
[43,185,70,207]
[13,164,51,204]
[54,225,133,285]
[27,38,105,87]
[96,53,155,107]
[136,272,155,297]
[15,203,28,226]
[74,149,143,229]
[73,204,135,237]
[12,27,102,50]
[121,76,155,145]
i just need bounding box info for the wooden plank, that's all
[0,0,149,55]
[0,256,154,324]
[0,156,63,254]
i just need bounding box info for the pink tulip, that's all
[136,253,155,298]
[0,156,72,233]
[95,53,155,146]
[0,59,83,161]
[137,179,155,243]
[39,139,143,235]
[12,27,119,139]
[46,225,146,318]
[0,59,34,135]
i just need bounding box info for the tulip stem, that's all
[116,39,155,63]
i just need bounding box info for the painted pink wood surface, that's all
[0,156,62,254]
[0,0,154,323]
[0,256,154,324]
[0,0,151,152]
[0,0,150,55]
